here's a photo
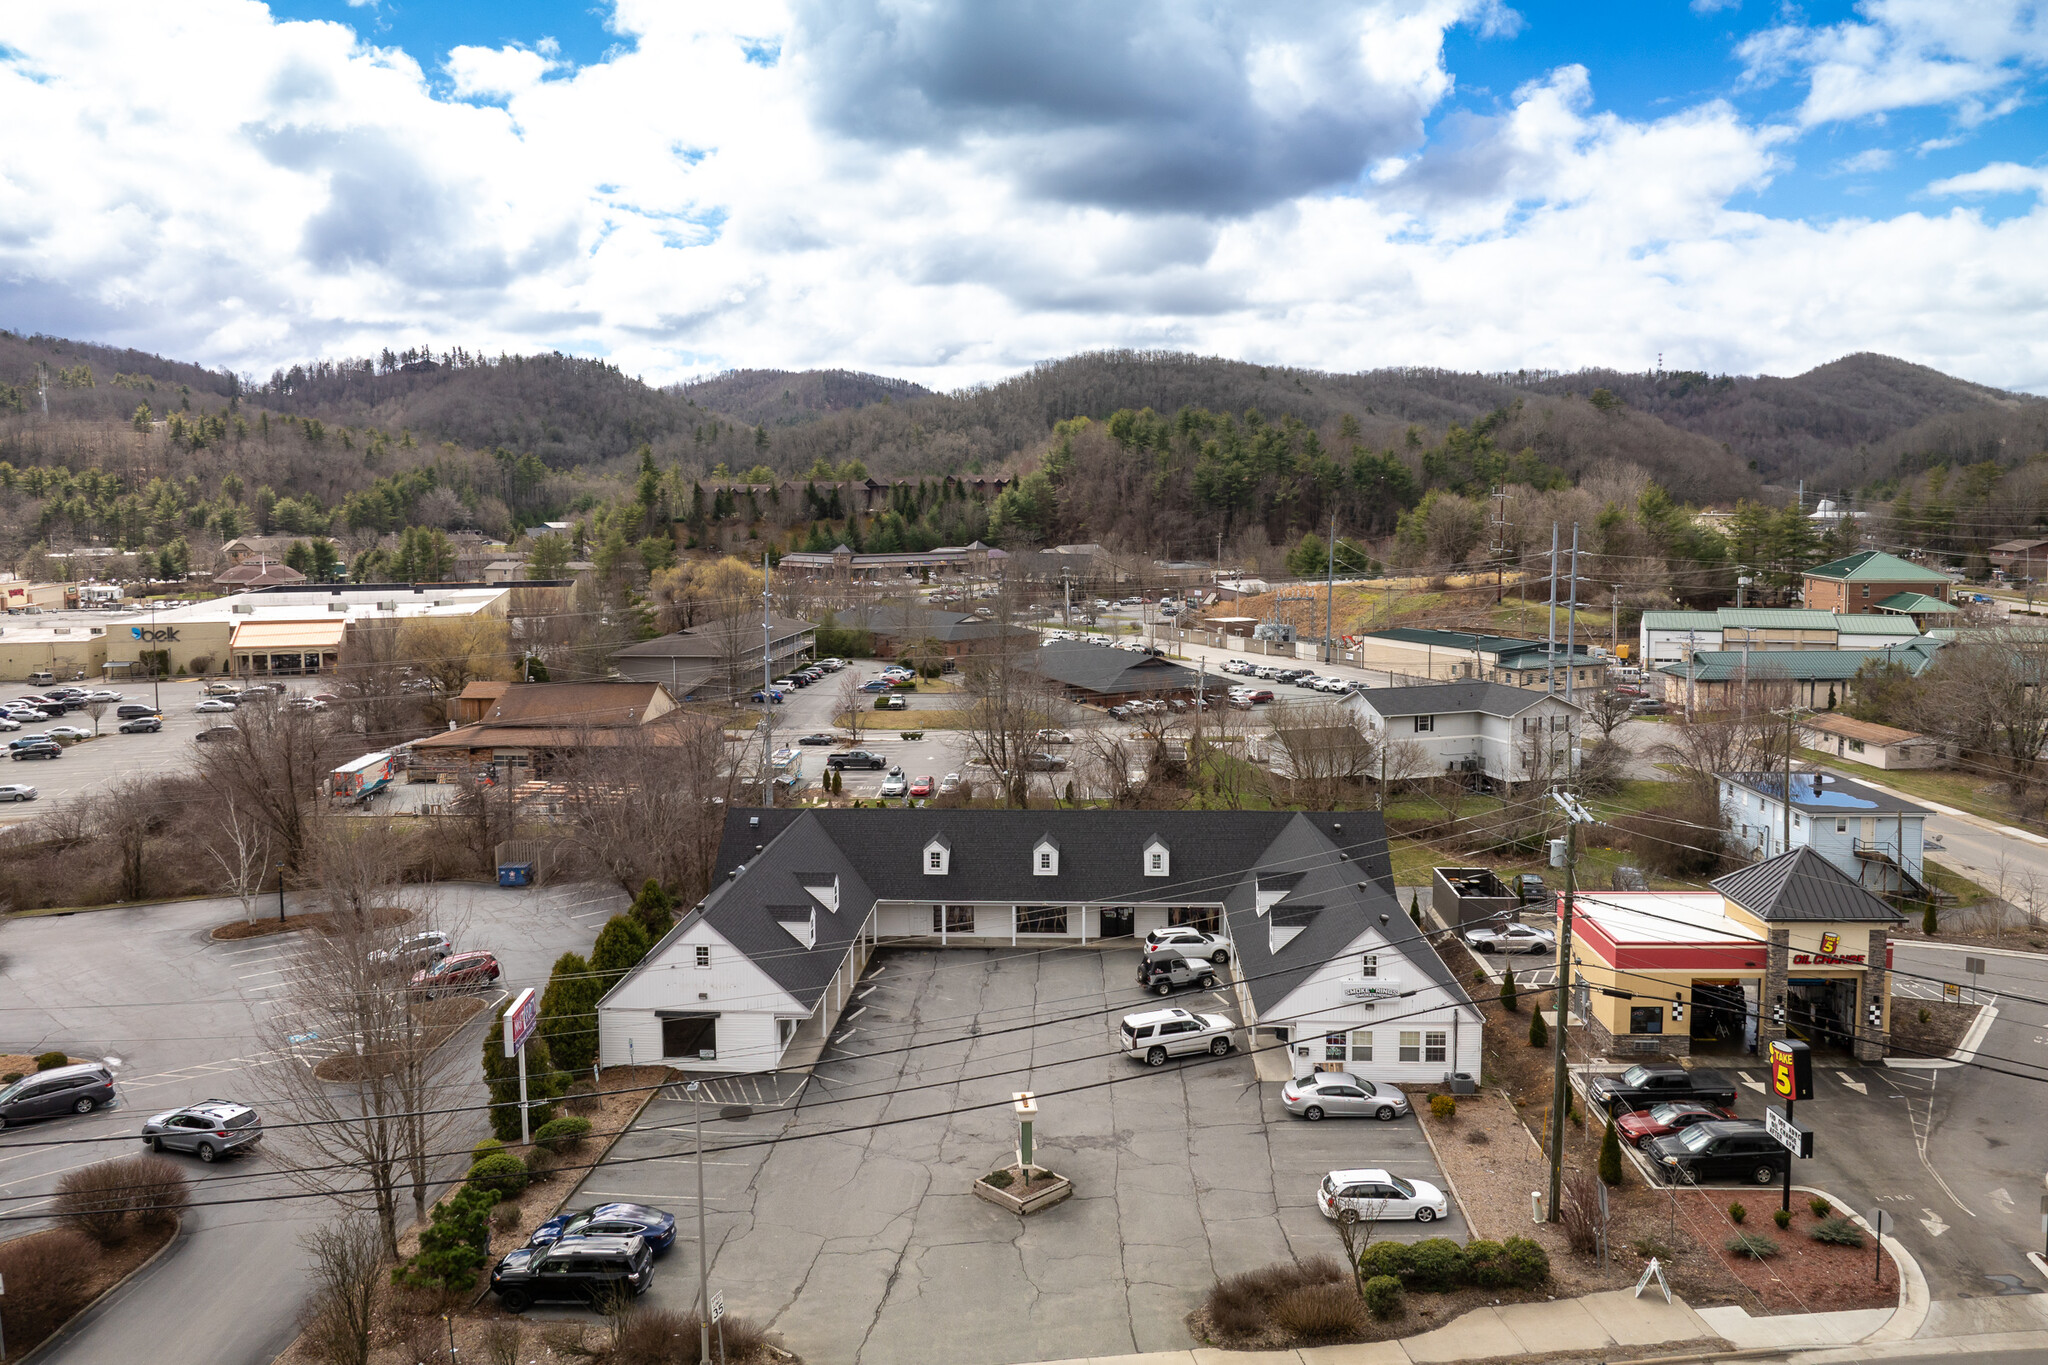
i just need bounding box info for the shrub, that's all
[1917,1006,1931,1025]
[1406,1237,1467,1291]
[124,1155,191,1230]
[1502,1237,1550,1287]
[1464,1128,1490,1145]
[1811,1216,1865,1247]
[1204,1274,1267,1337]
[561,1078,603,1115]
[483,1320,521,1365]
[1728,1201,1747,1225]
[394,1186,495,1291]
[1809,1195,1832,1217]
[54,1161,135,1246]
[982,1169,1013,1189]
[1725,1233,1779,1260]
[611,1309,765,1365]
[35,1051,69,1071]
[1529,1010,1548,1047]
[1615,794,1726,877]
[1558,1170,1601,1255]
[1922,902,1937,935]
[1599,1117,1624,1186]
[1,1072,19,1084]
[1428,1094,1457,1121]
[0,1229,96,1347]
[1357,1239,1412,1281]
[1499,969,1519,1012]
[1268,1281,1369,1340]
[1462,1239,1511,1288]
[1773,1208,1792,1230]
[1631,1237,1673,1260]
[533,1115,593,1155]
[491,1201,524,1233]
[467,1152,529,1199]
[472,1137,507,1164]
[1363,1273,1405,1319]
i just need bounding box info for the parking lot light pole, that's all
[688,1080,711,1365]
[276,862,287,925]
[1547,790,1594,1221]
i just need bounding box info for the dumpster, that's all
[497,862,535,888]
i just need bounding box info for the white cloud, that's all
[1691,0,1741,15]
[1837,147,1896,173]
[1,1,2047,396]
[1927,161,2048,196]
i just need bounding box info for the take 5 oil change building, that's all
[1565,848,1903,1063]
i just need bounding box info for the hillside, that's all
[1526,353,2035,488]
[672,368,933,427]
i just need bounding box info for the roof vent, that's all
[376,601,396,612]
[748,816,760,827]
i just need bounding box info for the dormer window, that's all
[1144,836,1169,878]
[923,835,951,877]
[1034,835,1060,876]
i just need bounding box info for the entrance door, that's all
[1098,907,1135,938]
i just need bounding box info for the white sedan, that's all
[1318,1169,1448,1225]
[45,725,93,740]
[0,718,17,732]
[0,784,36,802]
[194,698,238,713]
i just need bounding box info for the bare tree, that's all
[1268,701,1377,807]
[82,698,108,735]
[837,670,865,744]
[1585,690,1634,738]
[954,595,1062,807]
[299,1214,384,1365]
[556,712,741,901]
[267,827,459,1255]
[195,700,336,874]
[207,793,271,925]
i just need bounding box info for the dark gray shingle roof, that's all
[1355,681,1580,718]
[1712,848,1906,924]
[1024,640,1207,696]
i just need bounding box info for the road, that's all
[0,882,621,1365]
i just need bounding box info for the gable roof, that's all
[470,681,669,726]
[1024,640,1206,695]
[1804,550,1952,585]
[1366,627,1599,661]
[1712,847,1907,924]
[1874,592,1958,615]
[701,808,1468,1018]
[1352,681,1581,718]
[832,604,999,643]
[1720,770,1927,816]
[612,614,815,660]
[1798,713,1925,746]
[1656,642,1944,682]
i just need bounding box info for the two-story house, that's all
[1718,770,1928,898]
[1344,681,1582,786]
[1800,550,1957,626]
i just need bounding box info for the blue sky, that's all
[5,1,2048,389]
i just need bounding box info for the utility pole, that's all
[1565,524,1580,705]
[1684,630,1697,720]
[688,1080,713,1365]
[1611,585,1621,655]
[1489,483,1509,604]
[1545,524,1559,696]
[762,552,775,809]
[1546,790,1593,1221]
[1783,705,1795,855]
[1324,510,1337,665]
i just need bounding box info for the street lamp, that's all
[275,862,287,925]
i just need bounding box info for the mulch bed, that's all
[210,903,414,940]
[311,996,486,1082]
[0,1219,178,1359]
[1681,1192,1896,1313]
[0,1053,81,1079]
[1887,998,1980,1059]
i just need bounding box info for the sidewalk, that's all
[1029,1289,1721,1365]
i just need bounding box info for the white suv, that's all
[1119,1008,1237,1066]
[1145,926,1230,964]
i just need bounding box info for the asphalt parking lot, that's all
[0,677,224,825]
[564,945,1464,1365]
[0,880,622,1365]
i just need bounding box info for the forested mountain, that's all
[671,368,932,426]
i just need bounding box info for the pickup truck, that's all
[826,749,888,770]
[1584,1065,1739,1117]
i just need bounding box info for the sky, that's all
[3,1,2048,392]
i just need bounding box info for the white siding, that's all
[1261,928,1483,1084]
[597,920,803,1070]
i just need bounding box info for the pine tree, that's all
[1598,1115,1624,1186]
[1528,1009,1548,1048]
[481,1014,559,1141]
[1499,967,1519,1012]
[538,951,603,1075]
[591,914,654,984]
[1409,892,1423,926]
[629,879,679,938]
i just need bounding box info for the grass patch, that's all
[1799,751,2042,832]
[1921,858,1992,906]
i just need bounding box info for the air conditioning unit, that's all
[376,601,396,612]
[232,604,255,614]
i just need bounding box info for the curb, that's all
[12,1212,183,1365]
[1411,1098,1475,1236]
[1883,1001,1997,1069]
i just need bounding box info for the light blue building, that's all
[1718,771,1928,899]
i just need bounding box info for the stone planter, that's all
[973,1165,1073,1215]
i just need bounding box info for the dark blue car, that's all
[528,1203,677,1255]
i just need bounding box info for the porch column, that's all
[940,906,946,947]
[1012,905,1018,947]
[1080,906,1087,946]
[1761,927,1790,1047]
[1855,929,1890,1063]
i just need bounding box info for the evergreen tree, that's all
[1499,967,1519,1012]
[481,1014,559,1141]
[1528,1009,1548,1048]
[1598,1115,1624,1186]
[538,951,603,1075]
[591,914,654,983]
[629,879,679,938]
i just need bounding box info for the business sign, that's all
[129,625,179,642]
[1818,932,1840,955]
[1339,975,1401,1001]
[1764,1103,1814,1158]
[1769,1038,1813,1101]
[1792,952,1864,964]
[502,987,538,1056]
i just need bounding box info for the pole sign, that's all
[503,987,538,1057]
[1769,1038,1813,1101]
[1764,1104,1815,1158]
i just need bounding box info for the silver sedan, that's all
[1463,922,1556,954]
[1280,1071,1410,1121]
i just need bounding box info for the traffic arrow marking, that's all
[1989,1187,2014,1210]
[1836,1074,1867,1094]
[1739,1073,1765,1093]
[1919,1208,1950,1237]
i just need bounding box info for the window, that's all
[1325,1032,1348,1062]
[1848,739,1865,753]
[1793,814,1803,829]
[1629,1006,1664,1035]
[660,1015,717,1060]
[1835,818,1848,834]
[694,945,711,969]
[1349,1031,1373,1063]
[1424,1031,1447,1063]
[932,905,974,934]
[929,851,943,871]
[1039,852,1053,871]
[923,837,950,875]
[1145,839,1170,877]
[1015,905,1068,934]
[1359,954,1378,978]
[1033,839,1059,876]
[1412,715,1434,733]
[1399,1031,1422,1062]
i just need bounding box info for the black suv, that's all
[489,1235,653,1312]
[9,741,61,761]
[1137,950,1218,996]
[116,704,162,720]
[1646,1120,1785,1186]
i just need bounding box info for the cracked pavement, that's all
[576,945,1464,1365]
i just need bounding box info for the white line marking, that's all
[841,1006,866,1023]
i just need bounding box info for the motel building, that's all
[1565,848,1903,1064]
[596,808,1481,1084]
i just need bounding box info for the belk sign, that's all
[130,626,180,642]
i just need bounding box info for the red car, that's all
[908,774,935,798]
[410,950,501,998]
[1615,1101,1737,1148]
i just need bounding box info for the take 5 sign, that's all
[1770,1038,1813,1101]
